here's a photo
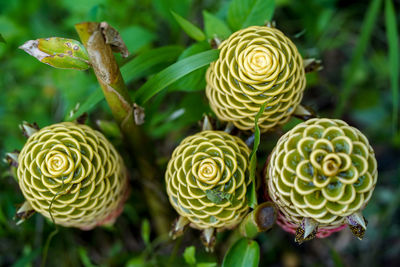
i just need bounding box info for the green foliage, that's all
[222,238,260,267]
[384,0,399,133]
[20,38,90,70]
[203,11,232,39]
[0,33,6,43]
[247,103,267,208]
[227,0,275,30]
[335,0,382,116]
[183,246,196,266]
[0,0,399,266]
[134,49,219,104]
[171,11,206,41]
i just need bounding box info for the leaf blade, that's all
[222,238,260,267]
[334,0,382,116]
[19,38,90,70]
[171,10,206,41]
[385,0,399,133]
[247,102,267,208]
[134,49,220,104]
[66,88,104,121]
[227,0,275,31]
[121,45,184,83]
[203,11,232,39]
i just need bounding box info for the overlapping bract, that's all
[206,26,306,132]
[165,131,251,229]
[267,118,377,229]
[17,122,128,229]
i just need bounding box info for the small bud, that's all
[224,122,235,134]
[201,228,216,252]
[15,201,35,225]
[346,212,368,240]
[303,58,323,73]
[19,121,39,138]
[170,216,189,240]
[295,218,319,244]
[293,105,317,121]
[201,115,213,131]
[4,151,20,167]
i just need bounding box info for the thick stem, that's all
[75,22,170,235]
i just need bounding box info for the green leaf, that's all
[66,88,104,121]
[169,41,211,92]
[134,49,219,104]
[227,0,275,31]
[197,263,218,267]
[203,11,232,39]
[247,102,267,208]
[67,46,184,120]
[0,33,5,43]
[20,38,90,70]
[385,0,399,133]
[141,219,151,246]
[96,120,122,138]
[121,45,184,83]
[171,10,206,41]
[334,0,382,116]
[222,238,260,267]
[183,246,196,266]
[205,189,233,204]
[78,247,97,267]
[120,26,156,54]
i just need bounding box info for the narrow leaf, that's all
[247,103,267,208]
[19,38,90,70]
[385,0,399,133]
[141,219,151,245]
[169,41,211,92]
[222,238,260,267]
[334,0,382,116]
[227,0,275,31]
[171,10,206,41]
[68,46,184,120]
[203,11,232,39]
[66,89,104,121]
[0,33,5,43]
[134,49,219,104]
[121,45,184,83]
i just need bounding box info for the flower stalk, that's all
[75,22,170,235]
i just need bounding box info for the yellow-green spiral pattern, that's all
[267,118,377,227]
[17,122,128,229]
[166,131,251,229]
[206,26,306,132]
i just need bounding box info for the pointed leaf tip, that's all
[295,218,319,244]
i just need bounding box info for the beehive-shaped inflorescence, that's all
[266,118,377,241]
[206,26,306,132]
[165,131,251,230]
[17,122,128,229]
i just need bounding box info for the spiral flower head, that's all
[17,122,128,229]
[165,131,251,230]
[206,26,306,132]
[266,118,377,240]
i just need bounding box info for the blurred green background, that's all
[0,0,399,266]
